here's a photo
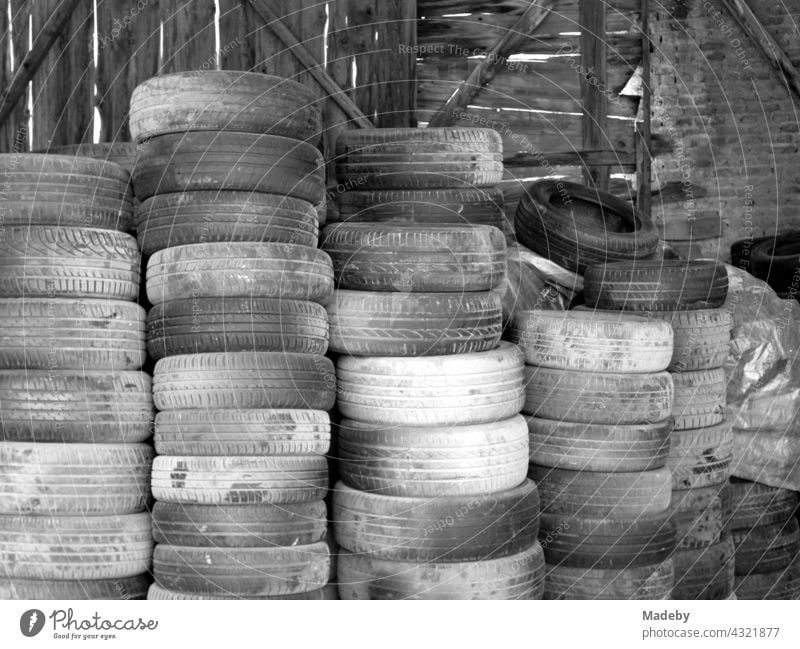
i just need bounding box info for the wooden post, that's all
[636,0,653,214]
[580,0,609,191]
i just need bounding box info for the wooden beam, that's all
[504,148,636,168]
[247,0,374,129]
[719,0,800,105]
[580,0,609,190]
[636,0,652,214]
[426,0,556,128]
[0,0,81,128]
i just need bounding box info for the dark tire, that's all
[649,308,732,371]
[671,369,726,431]
[734,560,800,599]
[544,558,674,600]
[153,352,336,411]
[733,518,800,576]
[129,71,322,144]
[146,297,328,359]
[514,179,659,273]
[0,227,140,299]
[146,243,333,306]
[751,231,800,294]
[332,480,539,562]
[327,290,502,356]
[0,153,133,231]
[0,370,153,443]
[672,535,735,599]
[146,583,338,600]
[728,479,800,529]
[668,422,733,489]
[527,417,672,472]
[133,132,324,203]
[671,485,727,550]
[337,415,528,497]
[584,260,728,311]
[523,366,674,425]
[0,574,149,600]
[41,143,139,175]
[136,191,319,255]
[321,223,507,291]
[152,501,327,547]
[154,409,330,456]
[337,542,545,600]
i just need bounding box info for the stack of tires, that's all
[730,479,800,599]
[583,259,735,599]
[512,310,677,599]
[128,71,337,600]
[326,127,545,599]
[0,154,153,599]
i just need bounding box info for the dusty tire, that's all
[668,422,733,489]
[154,409,331,456]
[337,541,545,600]
[146,583,338,600]
[584,260,728,311]
[672,535,735,599]
[132,132,324,203]
[531,465,672,518]
[152,501,327,548]
[136,191,319,255]
[523,366,674,425]
[0,574,149,600]
[671,485,727,550]
[337,415,528,497]
[321,223,507,291]
[527,417,672,472]
[514,179,659,274]
[0,153,133,230]
[129,71,321,143]
[733,519,800,576]
[332,480,538,562]
[0,370,153,443]
[335,127,503,189]
[327,290,502,356]
[0,513,152,580]
[153,542,330,597]
[649,308,732,372]
[0,227,140,299]
[333,188,506,229]
[728,480,800,529]
[146,297,328,359]
[509,310,672,373]
[151,455,328,505]
[146,242,333,306]
[153,352,335,411]
[336,342,524,426]
[734,561,800,599]
[751,232,800,294]
[544,558,674,600]
[42,143,139,175]
[671,369,726,431]
[0,298,145,370]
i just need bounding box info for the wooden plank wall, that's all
[0,0,416,154]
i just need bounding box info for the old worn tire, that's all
[337,415,528,497]
[0,370,153,443]
[523,366,674,425]
[146,242,333,306]
[0,153,133,230]
[153,542,329,597]
[509,310,672,373]
[584,260,728,311]
[671,369,726,431]
[733,518,800,576]
[153,352,335,411]
[671,485,727,550]
[147,297,328,359]
[135,191,318,255]
[673,535,735,599]
[751,232,800,294]
[544,558,673,600]
[335,127,503,189]
[539,511,676,569]
[531,465,672,518]
[728,480,800,529]
[146,583,338,600]
[42,143,139,175]
[321,223,507,291]
[152,501,327,548]
[133,132,324,202]
[527,417,672,472]
[151,455,328,505]
[649,308,732,371]
[327,290,502,356]
[668,422,733,489]
[336,342,524,425]
[333,188,506,229]
[734,561,800,599]
[0,227,140,299]
[514,179,659,274]
[129,71,321,143]
[333,480,538,562]
[0,574,149,600]
[0,298,145,370]
[337,541,545,600]
[154,409,330,456]
[0,512,152,580]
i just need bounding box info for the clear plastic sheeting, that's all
[724,264,800,490]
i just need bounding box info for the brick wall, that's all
[650,0,800,261]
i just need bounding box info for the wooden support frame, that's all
[636,0,652,213]
[580,0,609,190]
